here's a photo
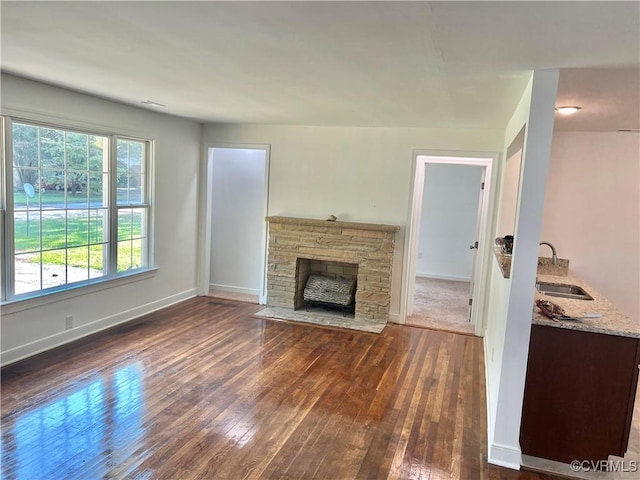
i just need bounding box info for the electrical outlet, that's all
[418,252,423,259]
[65,315,73,330]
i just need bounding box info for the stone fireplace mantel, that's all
[266,216,400,233]
[265,216,399,328]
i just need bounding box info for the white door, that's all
[467,168,487,321]
[414,163,484,323]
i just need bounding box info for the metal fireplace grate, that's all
[303,274,356,314]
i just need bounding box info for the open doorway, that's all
[402,154,494,336]
[201,145,270,304]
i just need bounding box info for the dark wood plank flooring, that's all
[1,296,560,479]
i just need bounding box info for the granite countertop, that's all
[493,246,570,279]
[533,272,640,339]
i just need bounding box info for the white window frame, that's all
[1,115,156,308]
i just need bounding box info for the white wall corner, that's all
[209,284,261,297]
[483,334,494,444]
[388,312,401,323]
[488,68,559,474]
[488,442,522,470]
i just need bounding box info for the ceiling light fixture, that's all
[555,106,581,115]
[141,100,165,108]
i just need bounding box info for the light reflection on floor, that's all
[4,363,144,480]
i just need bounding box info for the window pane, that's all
[12,123,39,168]
[67,210,89,247]
[14,210,41,253]
[40,128,65,169]
[88,136,107,172]
[132,172,144,205]
[40,169,65,200]
[117,239,144,273]
[15,252,41,295]
[66,246,90,284]
[41,249,67,289]
[66,172,89,208]
[118,209,132,241]
[128,183,143,204]
[117,139,145,205]
[131,208,146,239]
[131,238,144,270]
[89,209,108,245]
[87,172,105,206]
[117,240,132,272]
[65,132,89,171]
[41,211,67,250]
[129,142,143,169]
[13,168,40,209]
[89,245,107,279]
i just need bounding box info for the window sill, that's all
[0,267,159,315]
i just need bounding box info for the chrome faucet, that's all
[539,242,558,265]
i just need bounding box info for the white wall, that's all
[484,77,532,469]
[200,123,505,319]
[541,132,639,324]
[484,70,559,469]
[209,147,267,295]
[498,148,523,237]
[1,74,202,365]
[417,163,483,280]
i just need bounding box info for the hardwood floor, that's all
[1,297,560,480]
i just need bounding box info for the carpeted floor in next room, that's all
[405,277,475,335]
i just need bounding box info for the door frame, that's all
[400,150,497,336]
[467,166,488,321]
[198,143,271,304]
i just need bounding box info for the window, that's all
[116,138,149,273]
[1,117,153,302]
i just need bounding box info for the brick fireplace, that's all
[265,216,399,328]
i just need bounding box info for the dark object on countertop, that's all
[536,299,566,320]
[495,235,514,254]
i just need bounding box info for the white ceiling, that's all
[1,1,638,131]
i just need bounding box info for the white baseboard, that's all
[483,332,522,471]
[416,273,471,282]
[483,335,493,437]
[483,335,496,468]
[1,289,197,366]
[209,283,261,297]
[482,337,522,471]
[488,442,522,470]
[388,312,400,323]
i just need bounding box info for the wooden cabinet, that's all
[520,324,640,464]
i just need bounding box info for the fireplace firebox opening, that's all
[295,259,358,314]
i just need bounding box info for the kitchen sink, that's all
[536,281,594,300]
